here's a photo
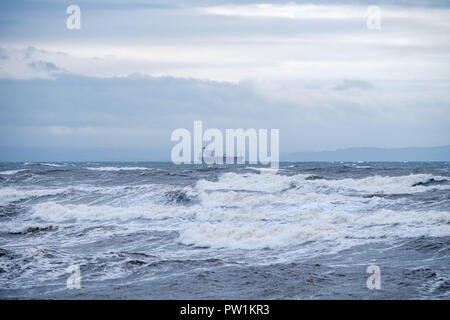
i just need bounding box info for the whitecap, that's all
[85,166,152,172]
[0,169,26,175]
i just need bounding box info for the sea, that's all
[0,161,449,299]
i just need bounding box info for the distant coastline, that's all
[0,145,449,162]
[283,145,450,162]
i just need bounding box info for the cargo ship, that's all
[198,147,244,164]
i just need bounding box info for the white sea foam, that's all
[20,171,450,253]
[178,209,450,250]
[29,198,450,252]
[0,182,195,208]
[196,172,449,195]
[0,187,70,205]
[245,167,280,174]
[197,189,382,213]
[30,201,197,222]
[324,174,448,194]
[196,172,303,193]
[0,169,26,175]
[183,172,450,249]
[85,166,152,171]
[40,163,65,167]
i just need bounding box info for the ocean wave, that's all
[85,166,152,172]
[326,174,449,194]
[196,189,378,213]
[196,172,450,195]
[0,169,27,175]
[178,209,450,250]
[0,183,197,209]
[27,195,450,253]
[245,167,280,174]
[412,177,448,187]
[163,189,195,204]
[0,187,70,205]
[8,170,450,254]
[39,163,65,167]
[196,172,303,193]
[29,201,196,221]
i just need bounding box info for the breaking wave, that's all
[196,172,449,195]
[85,166,153,171]
[0,169,27,175]
[16,171,448,252]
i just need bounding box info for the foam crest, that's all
[0,169,26,175]
[197,172,449,195]
[0,187,69,205]
[179,210,450,250]
[30,201,197,222]
[85,166,152,171]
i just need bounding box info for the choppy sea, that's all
[0,162,449,299]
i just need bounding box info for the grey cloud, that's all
[28,60,62,73]
[22,46,49,59]
[334,79,373,91]
[0,73,449,160]
[0,48,7,60]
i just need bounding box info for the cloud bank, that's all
[0,1,449,160]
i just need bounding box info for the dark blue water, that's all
[0,162,449,299]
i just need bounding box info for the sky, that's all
[0,0,449,161]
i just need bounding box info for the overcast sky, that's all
[0,0,449,161]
